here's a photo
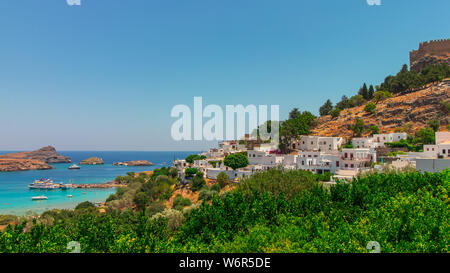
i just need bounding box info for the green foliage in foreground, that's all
[0,169,448,253]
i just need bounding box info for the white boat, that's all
[29,179,60,189]
[32,195,48,201]
[67,195,73,198]
[68,164,81,170]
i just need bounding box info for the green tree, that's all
[75,201,96,211]
[184,167,198,178]
[224,153,249,170]
[169,167,179,178]
[350,95,366,106]
[289,108,301,119]
[414,128,435,145]
[336,95,353,110]
[351,118,365,137]
[330,108,341,118]
[217,172,230,189]
[373,90,393,104]
[319,99,333,116]
[364,102,377,115]
[358,83,369,100]
[427,119,440,132]
[133,192,148,211]
[191,173,206,192]
[172,195,192,211]
[368,85,375,99]
[368,125,380,135]
[300,111,318,127]
[185,154,206,164]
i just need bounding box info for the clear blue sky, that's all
[0,0,448,151]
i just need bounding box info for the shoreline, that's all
[0,188,115,216]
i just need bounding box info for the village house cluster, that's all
[395,131,450,173]
[173,131,450,183]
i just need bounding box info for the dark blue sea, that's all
[0,151,197,215]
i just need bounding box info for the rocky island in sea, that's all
[113,160,154,166]
[79,157,104,165]
[0,146,71,172]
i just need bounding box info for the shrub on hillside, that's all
[217,172,230,189]
[364,102,377,115]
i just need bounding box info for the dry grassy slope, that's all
[312,79,450,138]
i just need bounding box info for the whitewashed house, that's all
[353,133,408,148]
[291,135,343,152]
[373,133,408,145]
[397,132,450,173]
[339,148,376,171]
[296,151,338,174]
[247,150,285,169]
[206,166,253,180]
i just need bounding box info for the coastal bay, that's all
[0,151,196,215]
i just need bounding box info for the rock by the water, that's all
[79,157,104,165]
[0,146,71,164]
[0,158,52,172]
[113,160,154,166]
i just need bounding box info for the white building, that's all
[296,151,339,174]
[352,137,382,149]
[247,150,284,168]
[373,133,408,145]
[352,132,408,148]
[291,136,344,152]
[340,148,376,170]
[206,167,253,180]
[399,132,450,173]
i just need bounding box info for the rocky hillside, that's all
[0,146,71,163]
[0,146,70,172]
[0,158,52,172]
[312,79,450,138]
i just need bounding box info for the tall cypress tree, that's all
[359,83,369,100]
[368,85,375,99]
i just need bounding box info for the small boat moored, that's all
[67,195,73,198]
[68,164,81,170]
[32,195,48,201]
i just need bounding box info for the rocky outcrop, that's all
[312,79,450,138]
[0,158,52,172]
[113,160,154,166]
[79,157,104,165]
[0,146,71,163]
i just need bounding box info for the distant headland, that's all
[0,146,71,172]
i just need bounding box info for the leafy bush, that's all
[184,168,198,178]
[373,90,393,103]
[185,154,206,164]
[364,102,376,115]
[237,168,317,200]
[216,172,230,189]
[316,172,332,182]
[172,195,192,211]
[210,184,221,193]
[330,108,341,118]
[191,173,206,192]
[224,153,249,170]
[75,201,96,211]
[351,118,365,137]
[368,125,380,135]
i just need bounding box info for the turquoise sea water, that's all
[0,151,197,215]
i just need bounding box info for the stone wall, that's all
[410,39,450,72]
